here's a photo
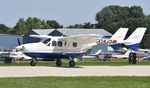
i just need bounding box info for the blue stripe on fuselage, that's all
[24,52,84,58]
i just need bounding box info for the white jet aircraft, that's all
[16,28,129,67]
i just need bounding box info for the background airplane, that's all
[123,27,147,51]
[96,50,130,60]
[96,28,129,50]
[83,27,147,60]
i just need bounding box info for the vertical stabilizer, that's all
[110,28,129,43]
[123,27,147,50]
[109,28,129,50]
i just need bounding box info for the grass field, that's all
[0,76,150,88]
[0,58,150,66]
[0,59,150,88]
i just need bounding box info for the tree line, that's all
[0,5,150,48]
[0,17,63,35]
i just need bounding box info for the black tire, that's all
[129,53,136,64]
[129,58,133,64]
[56,59,62,66]
[69,60,75,67]
[30,60,36,66]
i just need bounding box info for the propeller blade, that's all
[17,38,21,45]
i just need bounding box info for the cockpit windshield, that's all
[42,38,51,44]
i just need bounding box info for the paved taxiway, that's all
[0,66,150,77]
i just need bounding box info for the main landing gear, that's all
[30,58,37,66]
[69,57,76,67]
[56,58,76,67]
[29,58,76,67]
[56,59,62,66]
[69,60,75,67]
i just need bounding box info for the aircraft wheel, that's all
[69,60,75,67]
[129,58,133,64]
[30,60,36,66]
[56,59,62,66]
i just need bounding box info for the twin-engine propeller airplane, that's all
[17,34,98,67]
[16,27,146,67]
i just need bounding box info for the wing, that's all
[30,34,97,46]
[30,35,53,39]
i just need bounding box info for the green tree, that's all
[25,17,42,29]
[67,22,94,29]
[14,18,28,35]
[144,15,150,34]
[83,22,93,28]
[0,24,11,33]
[128,6,144,18]
[41,20,53,29]
[14,17,55,35]
[95,5,145,33]
[96,6,116,24]
[46,20,63,29]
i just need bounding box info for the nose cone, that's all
[16,45,24,51]
[21,42,46,53]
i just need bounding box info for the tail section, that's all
[123,27,147,50]
[109,28,129,50]
[110,28,129,43]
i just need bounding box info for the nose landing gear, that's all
[30,60,36,66]
[30,58,37,66]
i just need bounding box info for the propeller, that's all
[17,38,21,45]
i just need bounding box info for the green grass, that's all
[0,76,150,88]
[0,59,150,88]
[0,58,150,66]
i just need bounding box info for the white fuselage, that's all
[17,37,96,59]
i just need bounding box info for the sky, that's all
[0,0,150,27]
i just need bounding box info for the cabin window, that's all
[52,41,57,46]
[58,41,63,47]
[64,42,67,46]
[43,38,51,44]
[73,42,77,47]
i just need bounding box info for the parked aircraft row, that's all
[83,27,147,60]
[15,27,147,67]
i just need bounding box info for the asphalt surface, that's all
[0,66,150,77]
